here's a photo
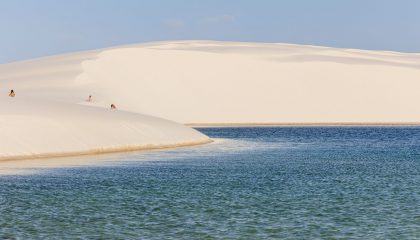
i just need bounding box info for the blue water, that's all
[1,127,420,239]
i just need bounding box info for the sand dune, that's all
[0,95,210,160]
[2,40,419,124]
[1,40,419,159]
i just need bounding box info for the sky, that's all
[0,0,419,63]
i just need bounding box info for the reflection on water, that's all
[1,127,420,239]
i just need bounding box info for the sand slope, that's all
[2,40,419,124]
[0,95,210,160]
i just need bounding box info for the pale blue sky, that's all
[0,0,419,63]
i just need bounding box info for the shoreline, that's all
[0,139,213,162]
[187,122,420,128]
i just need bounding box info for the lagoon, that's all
[1,127,419,239]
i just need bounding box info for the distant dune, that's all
[1,40,419,159]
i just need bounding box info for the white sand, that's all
[1,40,419,159]
[0,95,210,160]
[3,40,419,124]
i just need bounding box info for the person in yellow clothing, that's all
[9,89,15,97]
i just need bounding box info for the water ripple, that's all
[1,127,420,239]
